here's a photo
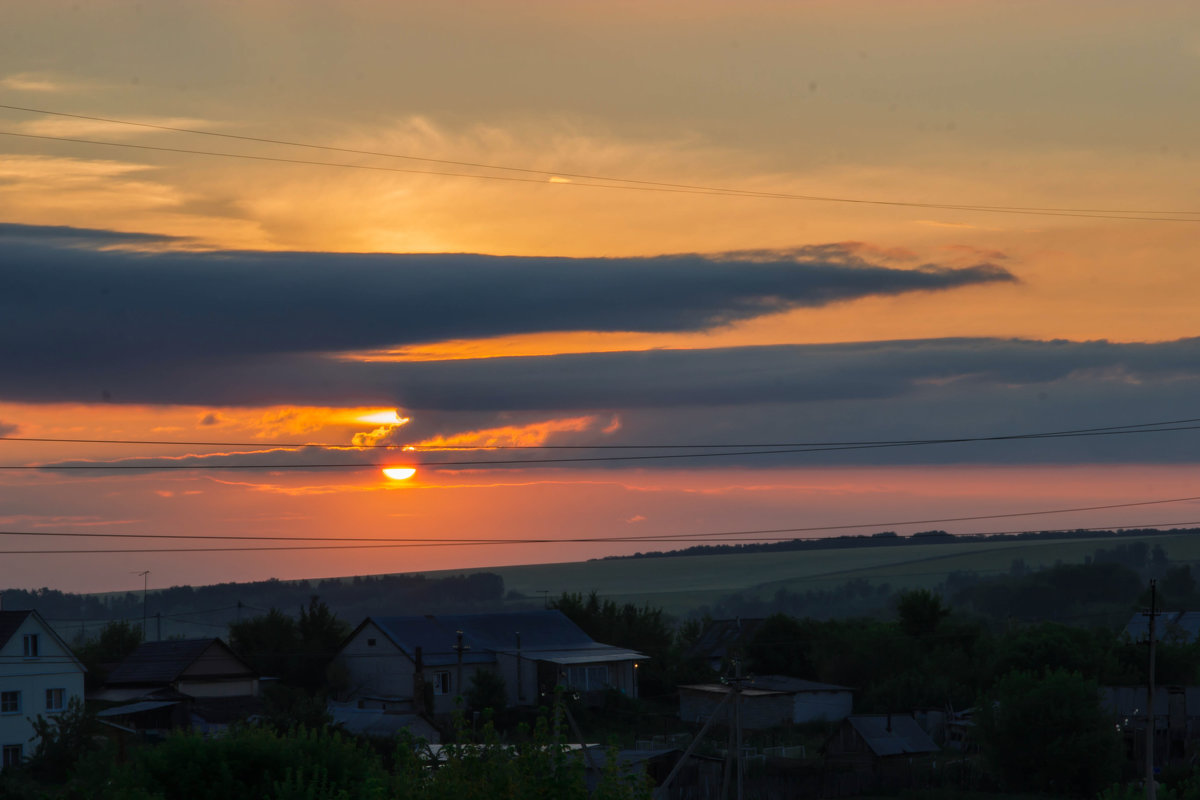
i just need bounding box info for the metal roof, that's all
[366,611,644,667]
[96,700,179,717]
[847,715,939,756]
[1125,611,1200,642]
[680,675,850,696]
[105,638,253,685]
[439,611,596,650]
[530,647,647,665]
[370,616,495,667]
[0,610,32,650]
[751,675,851,693]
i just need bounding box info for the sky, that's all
[2,0,1200,594]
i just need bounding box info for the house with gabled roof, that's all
[0,609,86,771]
[97,638,259,702]
[93,638,260,733]
[334,610,646,715]
[684,618,766,674]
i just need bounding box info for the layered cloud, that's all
[29,337,1200,469]
[1,224,1013,389]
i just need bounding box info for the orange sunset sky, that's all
[2,0,1199,594]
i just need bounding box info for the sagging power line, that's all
[4,415,1199,452]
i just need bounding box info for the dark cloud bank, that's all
[2,223,1012,377]
[12,224,1198,466]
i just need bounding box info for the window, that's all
[22,634,38,658]
[45,688,65,712]
[566,665,610,692]
[0,692,19,715]
[366,637,376,647]
[432,671,451,695]
[2,744,22,769]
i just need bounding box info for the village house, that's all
[678,675,853,729]
[0,609,86,771]
[334,610,645,715]
[684,618,766,674]
[1103,685,1200,772]
[824,714,940,795]
[93,638,260,734]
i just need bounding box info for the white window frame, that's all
[2,744,23,769]
[566,665,611,692]
[432,671,451,695]
[22,634,38,658]
[45,688,65,712]
[0,691,20,715]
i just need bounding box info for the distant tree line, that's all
[1,570,507,635]
[601,526,1200,562]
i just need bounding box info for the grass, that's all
[411,531,1200,616]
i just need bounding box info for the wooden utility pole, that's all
[454,630,468,704]
[655,689,735,800]
[1146,580,1159,800]
[134,570,150,638]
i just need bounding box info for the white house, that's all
[335,611,646,715]
[0,610,86,771]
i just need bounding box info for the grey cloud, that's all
[5,336,1200,409]
[0,420,17,436]
[31,337,1200,469]
[0,223,186,249]
[1,226,1014,380]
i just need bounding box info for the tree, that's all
[978,668,1121,797]
[551,591,676,694]
[466,669,508,714]
[73,619,143,688]
[895,588,950,638]
[744,614,815,677]
[25,697,98,782]
[228,597,349,692]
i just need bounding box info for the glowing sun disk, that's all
[358,410,410,425]
[382,467,417,481]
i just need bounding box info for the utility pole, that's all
[453,630,468,705]
[728,660,748,800]
[133,570,150,639]
[656,689,736,800]
[1146,579,1159,800]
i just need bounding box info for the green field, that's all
[415,532,1200,616]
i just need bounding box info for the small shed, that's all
[825,715,940,795]
[826,714,939,765]
[679,675,852,729]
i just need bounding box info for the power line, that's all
[4,416,1199,451]
[0,523,1196,555]
[2,128,1198,224]
[0,492,1197,551]
[3,103,1199,219]
[6,421,1200,470]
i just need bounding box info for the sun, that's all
[382,467,417,481]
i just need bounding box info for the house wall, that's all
[793,690,853,723]
[0,616,85,770]
[680,689,795,729]
[427,663,489,715]
[497,655,639,707]
[336,621,416,700]
[182,646,255,684]
[335,623,488,714]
